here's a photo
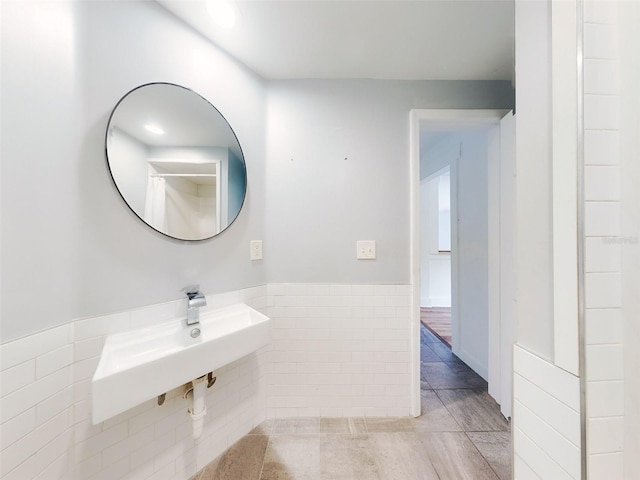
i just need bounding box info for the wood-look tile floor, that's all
[420,307,452,346]
[190,326,511,480]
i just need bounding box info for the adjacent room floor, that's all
[420,306,452,347]
[190,325,511,479]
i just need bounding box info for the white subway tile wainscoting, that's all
[0,284,412,480]
[265,283,411,419]
[512,346,581,480]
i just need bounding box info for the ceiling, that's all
[157,0,514,81]
[110,83,242,156]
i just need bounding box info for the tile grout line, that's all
[256,433,270,480]
[421,325,510,478]
[412,427,445,480]
[464,430,503,480]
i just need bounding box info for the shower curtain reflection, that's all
[144,176,167,231]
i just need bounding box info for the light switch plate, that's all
[250,240,263,261]
[357,240,376,260]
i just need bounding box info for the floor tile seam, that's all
[256,432,272,480]
[413,431,462,480]
[430,386,489,390]
[270,431,325,436]
[412,427,467,434]
[435,388,509,432]
[420,360,453,364]
[431,389,464,431]
[270,429,420,436]
[423,342,447,361]
[463,431,503,480]
[362,433,430,480]
[466,430,512,436]
[270,431,364,436]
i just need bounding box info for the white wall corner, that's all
[552,0,580,376]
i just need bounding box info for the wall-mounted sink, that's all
[92,303,271,424]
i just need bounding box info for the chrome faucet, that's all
[182,285,207,325]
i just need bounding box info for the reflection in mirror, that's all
[105,83,246,241]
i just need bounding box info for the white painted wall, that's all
[420,137,456,179]
[1,0,82,343]
[551,0,579,375]
[0,0,267,342]
[419,140,459,310]
[452,131,490,379]
[108,128,149,214]
[419,129,491,379]
[419,174,451,307]
[264,80,514,285]
[497,112,517,418]
[514,0,555,362]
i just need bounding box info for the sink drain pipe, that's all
[185,375,208,439]
[184,372,217,439]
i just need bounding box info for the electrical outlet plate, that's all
[250,240,263,260]
[356,240,376,260]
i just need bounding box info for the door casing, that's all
[409,109,513,417]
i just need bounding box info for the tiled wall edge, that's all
[513,344,582,480]
[0,285,269,348]
[582,1,624,476]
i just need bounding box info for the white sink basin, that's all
[92,303,271,424]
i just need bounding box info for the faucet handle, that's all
[182,284,200,295]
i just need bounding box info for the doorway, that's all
[420,167,452,346]
[409,109,515,419]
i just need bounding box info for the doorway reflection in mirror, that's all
[105,83,247,241]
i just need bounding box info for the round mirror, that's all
[105,83,247,241]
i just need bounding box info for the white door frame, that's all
[409,109,511,417]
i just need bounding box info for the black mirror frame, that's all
[104,82,247,241]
